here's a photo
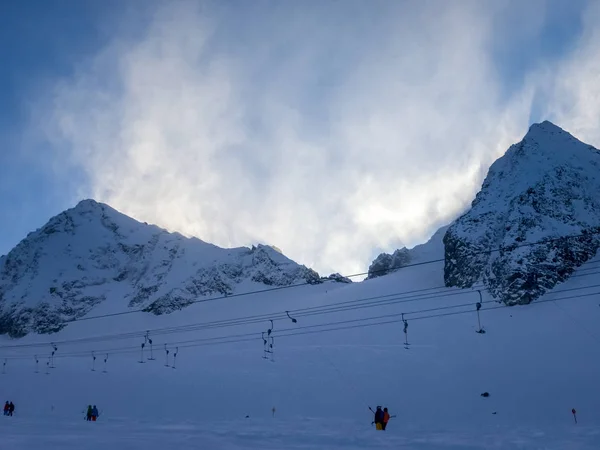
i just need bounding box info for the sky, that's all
[1,0,600,276]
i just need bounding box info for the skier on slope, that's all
[372,406,384,430]
[86,405,93,421]
[8,401,14,416]
[382,407,391,430]
[3,401,8,416]
[92,405,99,421]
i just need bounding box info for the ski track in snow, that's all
[2,417,600,449]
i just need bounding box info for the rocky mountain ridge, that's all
[444,121,600,304]
[0,200,331,337]
[369,122,600,304]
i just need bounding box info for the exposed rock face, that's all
[322,273,353,284]
[444,121,600,305]
[0,200,324,337]
[367,248,411,279]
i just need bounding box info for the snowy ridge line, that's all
[34,228,600,327]
[4,268,600,353]
[3,283,600,361]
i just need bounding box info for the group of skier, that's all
[372,406,393,430]
[3,401,15,416]
[85,405,99,421]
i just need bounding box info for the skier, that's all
[372,406,384,430]
[86,405,93,421]
[382,407,391,430]
[92,405,99,421]
[8,402,14,416]
[3,401,8,416]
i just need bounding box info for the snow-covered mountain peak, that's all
[523,120,593,150]
[444,122,600,304]
[364,122,600,303]
[472,122,600,214]
[527,119,565,135]
[0,201,324,337]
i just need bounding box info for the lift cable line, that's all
[3,287,600,362]
[3,275,600,353]
[0,283,493,350]
[33,229,600,326]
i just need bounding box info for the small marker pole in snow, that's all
[103,354,108,373]
[91,352,96,371]
[164,344,170,367]
[475,291,486,334]
[572,408,577,424]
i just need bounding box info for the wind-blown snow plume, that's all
[543,1,600,148]
[35,1,553,274]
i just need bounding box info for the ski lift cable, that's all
[28,230,600,326]
[0,284,480,350]
[0,285,600,356]
[19,270,600,353]
[549,300,600,344]
[97,289,600,354]
[4,288,600,362]
[4,272,600,355]
[0,285,498,351]
[6,241,600,352]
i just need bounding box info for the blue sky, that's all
[1,0,600,274]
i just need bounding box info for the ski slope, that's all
[1,230,600,448]
[3,416,600,449]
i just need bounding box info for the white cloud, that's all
[35,0,559,275]
[542,1,600,147]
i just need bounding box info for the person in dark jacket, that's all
[3,401,8,416]
[373,406,384,430]
[8,402,14,416]
[86,405,93,421]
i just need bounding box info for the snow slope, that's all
[3,416,599,450]
[1,226,600,448]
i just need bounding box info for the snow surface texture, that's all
[444,121,600,305]
[2,418,599,449]
[0,200,325,337]
[1,231,600,449]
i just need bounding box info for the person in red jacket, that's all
[382,407,391,430]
